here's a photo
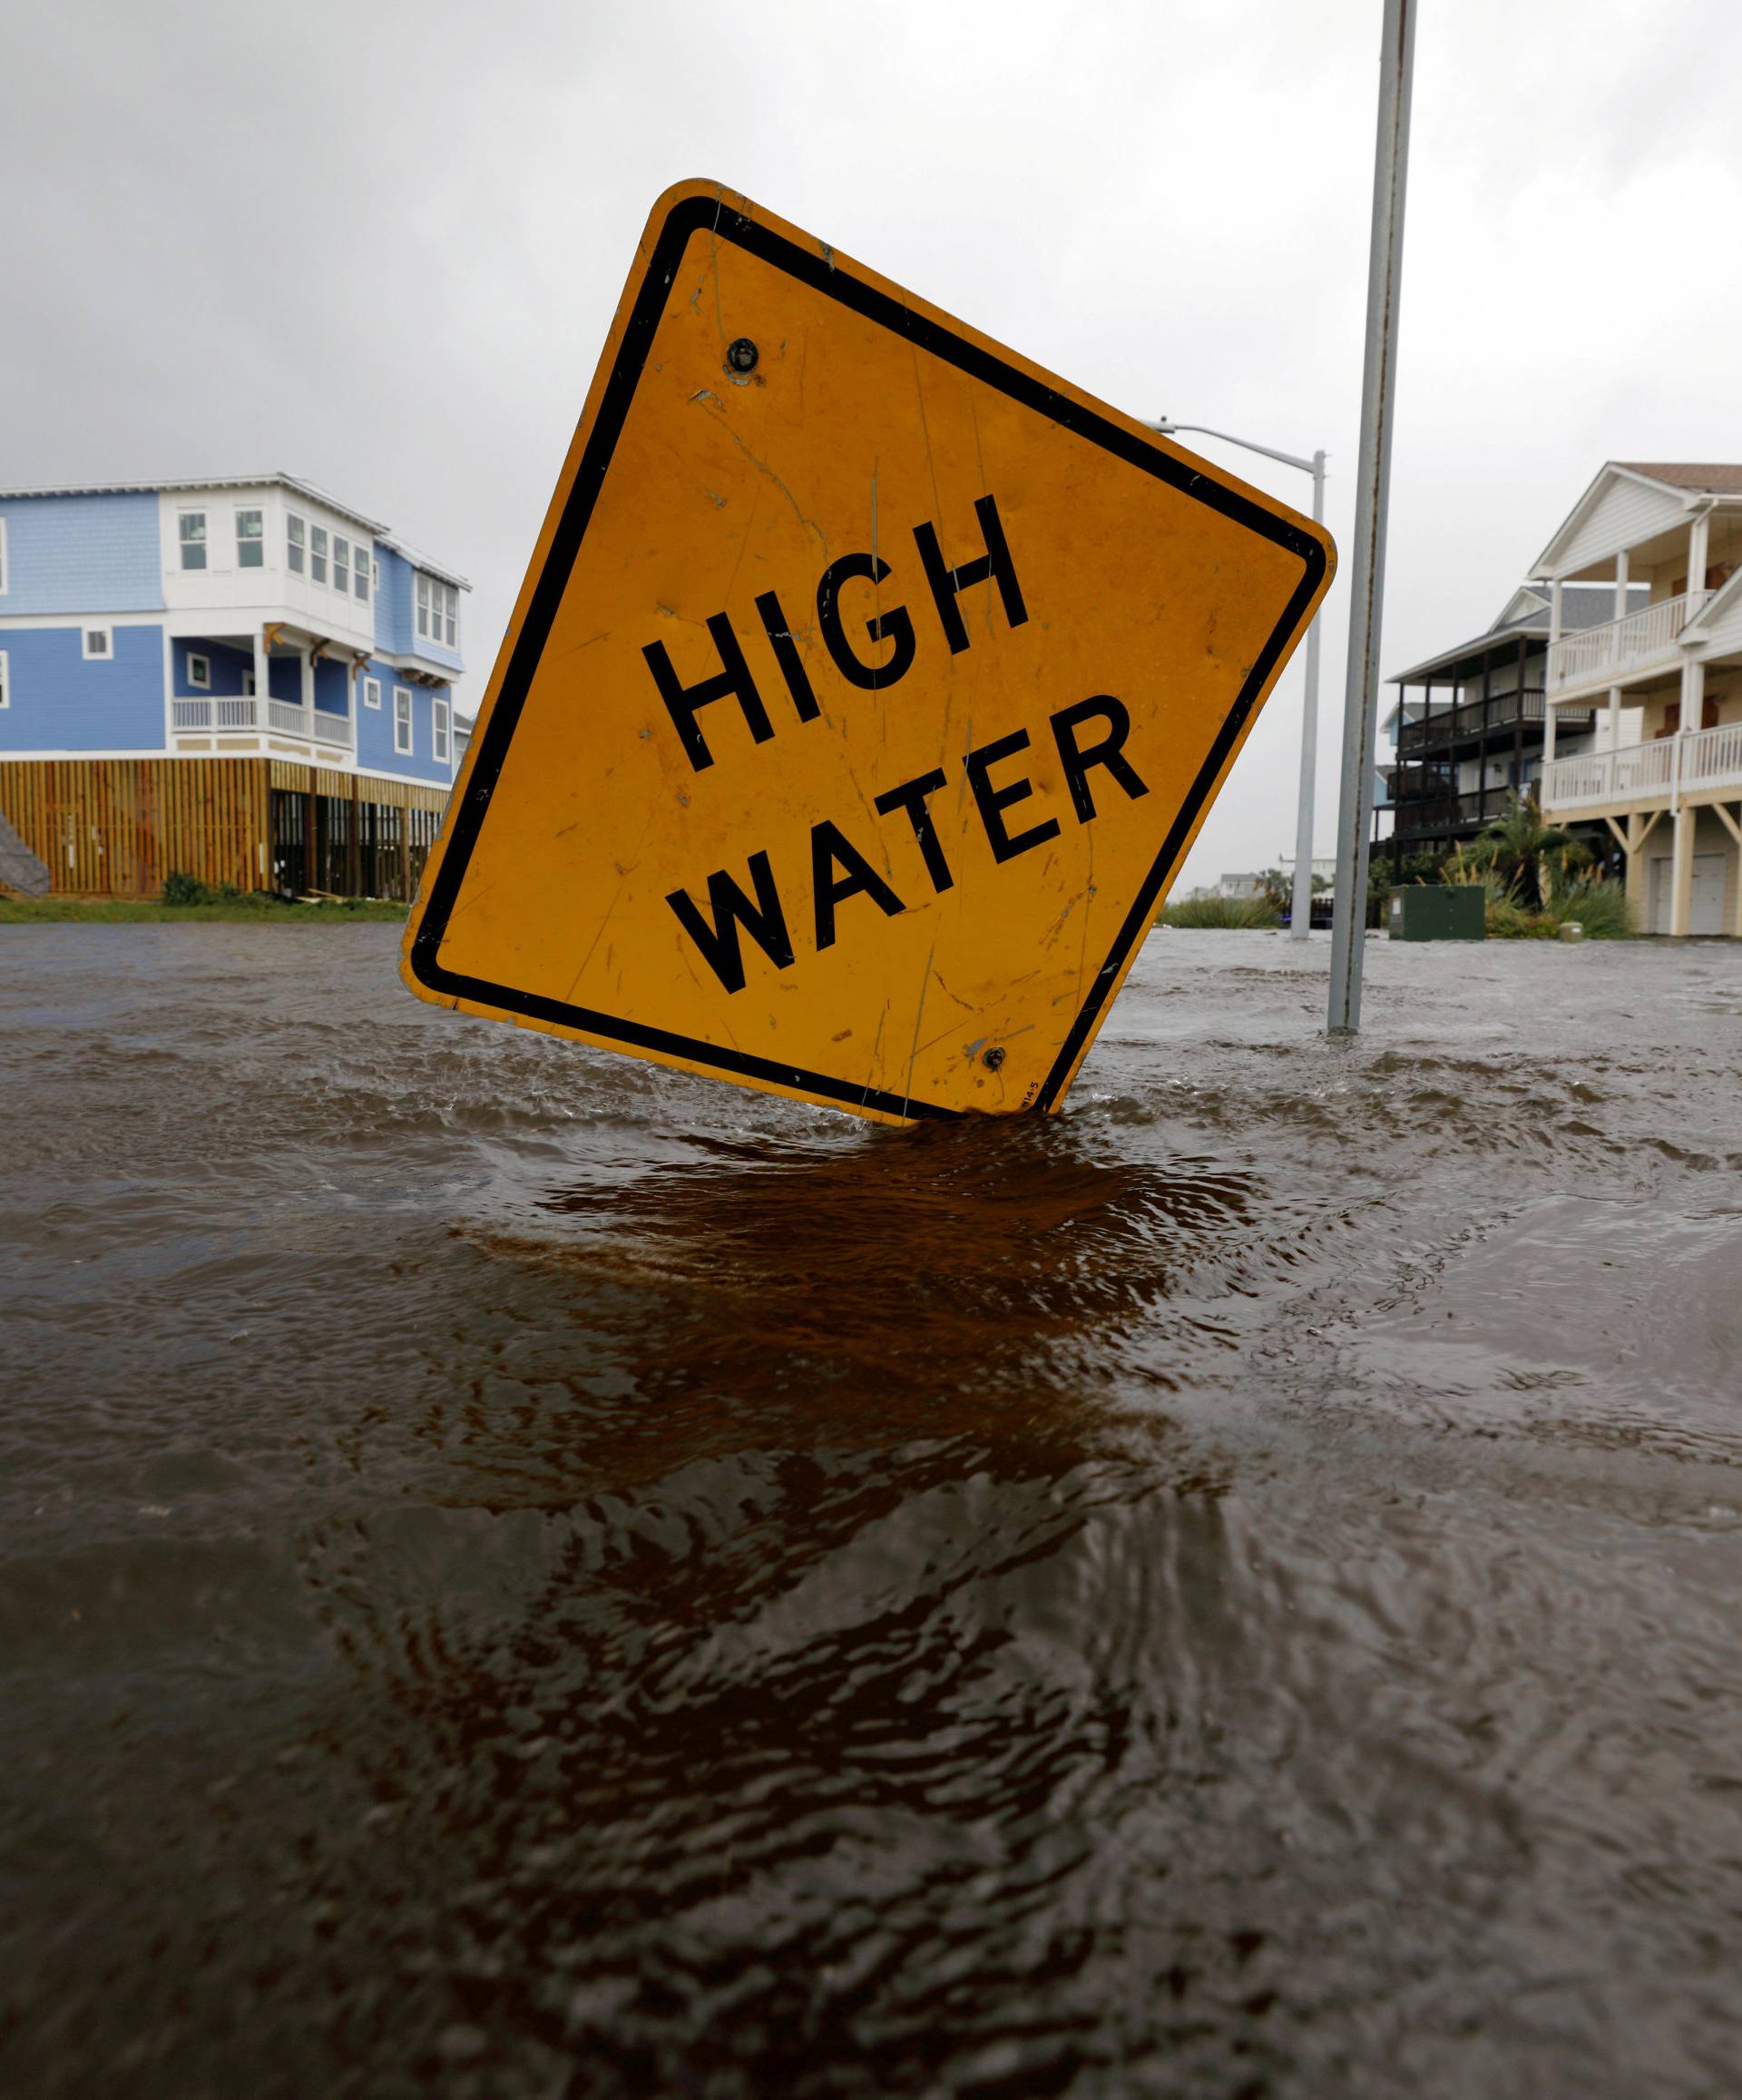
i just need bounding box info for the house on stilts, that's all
[0,474,465,898]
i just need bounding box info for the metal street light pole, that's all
[1152,421,1326,939]
[1326,0,1417,1035]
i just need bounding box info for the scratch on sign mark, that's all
[697,404,829,559]
[899,937,939,1107]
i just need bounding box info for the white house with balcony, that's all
[0,475,467,897]
[1534,463,1742,936]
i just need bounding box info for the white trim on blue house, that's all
[0,650,9,707]
[1,473,389,540]
[0,516,8,594]
[0,613,169,632]
[0,476,468,591]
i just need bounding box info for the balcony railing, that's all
[1682,718,1742,791]
[1543,736,1678,810]
[1389,788,1512,836]
[1547,590,1710,694]
[267,699,354,748]
[171,695,354,749]
[171,697,259,731]
[1395,689,1592,755]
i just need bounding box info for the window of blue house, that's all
[83,627,112,660]
[236,509,264,569]
[394,686,413,754]
[334,536,350,595]
[188,653,210,690]
[434,698,450,762]
[310,526,328,584]
[354,545,370,602]
[180,512,207,571]
[287,514,306,574]
[416,574,458,648]
[364,676,382,710]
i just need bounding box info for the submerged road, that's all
[4,924,1741,2097]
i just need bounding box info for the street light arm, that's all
[1151,417,1329,946]
[1150,419,1321,481]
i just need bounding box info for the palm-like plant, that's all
[1464,790,1590,907]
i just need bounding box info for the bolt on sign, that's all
[402,182,1334,1124]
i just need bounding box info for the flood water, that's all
[4,924,1742,2097]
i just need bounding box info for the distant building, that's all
[1532,462,1742,936]
[1381,581,1645,868]
[0,475,466,897]
[1214,872,1267,900]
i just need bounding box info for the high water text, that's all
[640,495,1150,994]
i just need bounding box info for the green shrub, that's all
[1160,895,1282,929]
[1540,876,1635,940]
[161,870,212,906]
[1486,894,1552,939]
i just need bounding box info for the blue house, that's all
[0,475,467,896]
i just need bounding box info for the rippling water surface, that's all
[5,924,1742,2097]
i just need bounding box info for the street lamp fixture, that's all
[1151,419,1327,942]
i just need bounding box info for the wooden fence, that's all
[0,757,450,899]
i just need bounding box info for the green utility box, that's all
[1388,885,1486,941]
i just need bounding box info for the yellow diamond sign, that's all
[403,182,1334,1124]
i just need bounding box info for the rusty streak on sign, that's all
[402,181,1335,1125]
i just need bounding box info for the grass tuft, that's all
[1160,895,1282,929]
[0,895,407,924]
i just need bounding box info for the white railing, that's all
[172,697,260,731]
[1548,589,1710,693]
[266,699,354,749]
[1543,735,1678,810]
[1542,727,1742,810]
[1682,718,1742,791]
[1542,749,1611,808]
[176,694,355,749]
[1614,739,1679,796]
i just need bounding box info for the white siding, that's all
[1688,576,1742,661]
[1548,475,1687,579]
[1493,586,1549,626]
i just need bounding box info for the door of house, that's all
[1648,852,1726,933]
[1691,852,1726,935]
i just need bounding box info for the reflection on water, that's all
[516,1123,1258,1444]
[4,925,1742,2097]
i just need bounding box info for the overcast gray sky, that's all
[10,0,1742,889]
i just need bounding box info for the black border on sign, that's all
[410,191,1327,1123]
